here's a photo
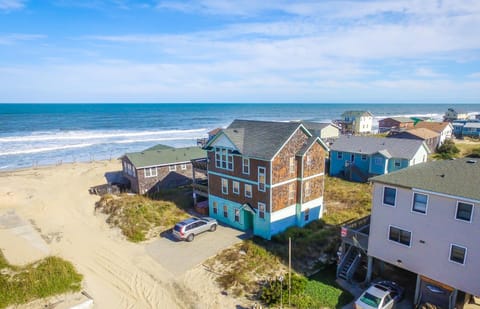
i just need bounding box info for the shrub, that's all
[436,139,460,159]
[260,274,307,305]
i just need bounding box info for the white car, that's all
[354,281,404,309]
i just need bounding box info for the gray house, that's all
[362,159,478,308]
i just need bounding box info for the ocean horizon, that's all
[1,103,479,171]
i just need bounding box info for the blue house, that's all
[462,122,480,138]
[329,136,430,182]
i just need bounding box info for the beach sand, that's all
[0,160,241,309]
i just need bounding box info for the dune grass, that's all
[0,251,83,308]
[95,193,189,242]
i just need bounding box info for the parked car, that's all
[354,280,404,309]
[172,217,217,242]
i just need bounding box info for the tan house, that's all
[388,128,440,152]
[301,121,340,142]
[121,145,206,194]
[365,159,479,308]
[414,121,453,146]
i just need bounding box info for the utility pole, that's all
[288,237,291,307]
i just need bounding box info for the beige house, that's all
[367,158,480,308]
[301,121,340,142]
[339,111,373,134]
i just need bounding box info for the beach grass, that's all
[0,251,82,308]
[95,194,189,242]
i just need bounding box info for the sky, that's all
[0,0,479,103]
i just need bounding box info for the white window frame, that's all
[258,167,266,192]
[306,154,312,167]
[258,202,265,219]
[388,225,412,247]
[233,181,240,195]
[242,158,250,175]
[234,208,240,222]
[181,163,187,170]
[213,201,218,214]
[411,192,428,215]
[455,201,474,223]
[169,165,176,172]
[449,243,467,265]
[215,147,234,171]
[383,186,397,207]
[245,184,252,198]
[221,178,228,195]
[305,181,311,197]
[304,208,310,221]
[144,167,157,178]
[289,157,295,174]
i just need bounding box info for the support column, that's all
[366,256,373,283]
[192,166,197,206]
[414,274,421,306]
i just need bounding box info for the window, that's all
[258,202,265,219]
[144,167,157,178]
[389,226,411,246]
[245,184,252,198]
[258,167,266,192]
[304,208,310,221]
[456,202,473,222]
[242,158,250,174]
[306,155,312,167]
[288,183,295,201]
[181,164,187,170]
[449,244,467,265]
[223,205,228,218]
[361,154,367,161]
[213,201,218,215]
[289,157,295,174]
[169,165,176,172]
[337,152,343,159]
[412,193,428,214]
[305,181,311,197]
[374,157,383,166]
[394,160,401,168]
[383,187,396,206]
[235,209,240,222]
[215,147,233,171]
[233,181,240,195]
[221,178,228,195]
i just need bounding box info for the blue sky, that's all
[0,0,479,103]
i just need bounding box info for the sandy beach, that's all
[0,160,241,309]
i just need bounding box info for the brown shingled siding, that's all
[302,176,324,203]
[272,182,297,211]
[272,129,308,183]
[302,142,326,178]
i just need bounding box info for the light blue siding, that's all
[330,151,348,176]
[298,205,322,227]
[387,158,409,173]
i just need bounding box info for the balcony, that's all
[340,215,370,252]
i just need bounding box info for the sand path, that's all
[0,161,228,309]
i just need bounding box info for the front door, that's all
[244,209,254,231]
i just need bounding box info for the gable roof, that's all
[379,116,414,124]
[296,136,329,157]
[371,158,480,201]
[330,136,429,159]
[301,121,340,132]
[143,144,174,151]
[399,128,439,140]
[125,146,206,168]
[341,110,373,118]
[414,121,452,133]
[206,119,313,160]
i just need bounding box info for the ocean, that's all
[1,103,479,171]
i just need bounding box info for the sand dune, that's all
[0,160,240,309]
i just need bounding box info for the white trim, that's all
[258,202,266,219]
[242,157,250,175]
[244,184,252,198]
[271,172,324,188]
[302,172,325,181]
[137,160,193,169]
[412,188,480,204]
[383,186,397,207]
[232,181,240,195]
[181,164,187,170]
[455,201,474,223]
[270,204,297,222]
[144,167,158,178]
[411,192,428,215]
[301,197,323,211]
[221,178,228,195]
[449,243,467,265]
[168,165,176,172]
[258,166,266,192]
[271,125,311,160]
[388,224,412,248]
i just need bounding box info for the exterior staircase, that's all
[337,246,362,281]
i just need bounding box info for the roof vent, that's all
[233,129,238,133]
[467,159,477,164]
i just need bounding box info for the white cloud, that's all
[0,0,25,10]
[415,67,444,78]
[469,72,480,78]
[0,34,46,45]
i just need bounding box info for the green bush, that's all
[260,274,307,305]
[436,139,460,159]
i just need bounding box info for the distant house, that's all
[389,128,440,152]
[378,117,415,133]
[338,111,373,134]
[444,108,468,122]
[301,121,340,142]
[476,114,480,120]
[414,121,453,146]
[205,119,329,239]
[462,122,480,138]
[329,136,429,182]
[121,145,206,194]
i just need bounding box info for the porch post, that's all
[192,164,197,206]
[366,256,373,283]
[450,289,458,309]
[414,274,421,306]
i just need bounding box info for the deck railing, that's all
[340,215,370,252]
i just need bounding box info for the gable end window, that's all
[289,157,295,174]
[169,165,176,172]
[215,147,234,171]
[449,244,467,265]
[388,226,411,246]
[412,193,428,214]
[383,187,397,206]
[456,202,473,222]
